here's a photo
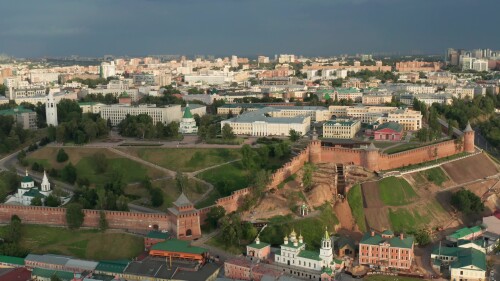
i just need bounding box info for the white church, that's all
[6,170,59,206]
[179,104,198,134]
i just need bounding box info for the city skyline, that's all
[1,0,500,58]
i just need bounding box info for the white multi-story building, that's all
[100,62,116,79]
[221,108,310,137]
[472,59,488,72]
[79,102,105,114]
[100,104,182,126]
[7,86,46,100]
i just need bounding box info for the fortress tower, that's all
[463,121,475,153]
[363,142,380,171]
[309,128,322,164]
[45,92,58,127]
[167,193,201,240]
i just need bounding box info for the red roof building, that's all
[373,122,404,141]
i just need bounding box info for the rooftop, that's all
[0,106,34,116]
[247,241,270,250]
[375,121,403,132]
[297,250,321,261]
[146,230,170,240]
[360,231,413,249]
[0,255,25,266]
[95,260,130,274]
[150,239,207,255]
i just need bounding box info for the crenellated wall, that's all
[0,205,170,230]
[268,147,310,189]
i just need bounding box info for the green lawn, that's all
[259,204,339,250]
[421,167,448,186]
[126,178,209,212]
[378,177,418,206]
[389,199,446,232]
[347,184,366,232]
[122,148,241,172]
[364,275,424,281]
[197,161,250,197]
[0,225,143,260]
[75,157,152,186]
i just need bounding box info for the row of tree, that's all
[118,114,180,139]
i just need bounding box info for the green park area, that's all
[378,177,418,206]
[420,167,449,186]
[347,184,366,232]
[388,200,446,232]
[196,161,250,208]
[26,147,165,186]
[117,147,242,172]
[0,224,143,260]
[259,204,339,250]
[125,177,209,211]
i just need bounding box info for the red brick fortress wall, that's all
[0,205,171,230]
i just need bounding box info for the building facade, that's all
[358,230,414,270]
[323,119,361,139]
[100,104,182,126]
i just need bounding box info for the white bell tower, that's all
[41,170,51,192]
[319,227,333,267]
[45,92,58,127]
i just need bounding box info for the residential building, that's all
[362,93,393,105]
[444,86,475,99]
[431,244,486,281]
[100,104,182,126]
[373,122,403,141]
[323,118,361,139]
[358,230,414,270]
[257,56,270,64]
[132,73,155,85]
[78,102,105,114]
[100,61,116,79]
[7,86,45,100]
[395,61,442,72]
[0,106,37,130]
[400,93,452,106]
[221,108,310,137]
[446,226,484,242]
[334,88,363,102]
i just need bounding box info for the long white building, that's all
[101,104,182,126]
[221,107,310,137]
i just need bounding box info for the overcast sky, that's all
[1,0,499,58]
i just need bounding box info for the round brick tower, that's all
[463,121,475,153]
[364,142,380,171]
[309,140,322,164]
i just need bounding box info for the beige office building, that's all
[101,104,182,126]
[323,119,361,139]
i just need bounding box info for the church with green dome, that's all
[179,104,198,134]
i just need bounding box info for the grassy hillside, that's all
[347,184,366,232]
[379,177,418,206]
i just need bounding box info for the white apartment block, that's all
[7,86,46,100]
[402,85,437,94]
[101,104,182,126]
[444,86,475,99]
[306,69,348,80]
[221,108,310,137]
[79,102,105,114]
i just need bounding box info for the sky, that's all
[0,0,499,58]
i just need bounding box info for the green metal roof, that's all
[431,246,460,256]
[32,268,75,280]
[449,227,482,240]
[146,231,170,240]
[324,93,331,100]
[247,242,270,250]
[297,250,322,261]
[451,248,486,271]
[21,176,33,183]
[382,230,394,236]
[0,255,24,266]
[360,231,413,249]
[0,106,34,116]
[23,188,45,198]
[376,122,403,133]
[324,119,359,127]
[96,260,130,274]
[183,106,193,118]
[150,239,207,254]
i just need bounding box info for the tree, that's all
[149,188,164,207]
[5,215,22,244]
[116,195,129,211]
[99,210,108,232]
[222,124,236,140]
[289,129,302,142]
[66,203,85,229]
[175,171,188,192]
[60,163,77,184]
[45,194,61,207]
[451,188,484,215]
[414,229,431,246]
[31,196,43,206]
[205,206,226,229]
[302,163,315,190]
[241,144,256,170]
[56,149,69,163]
[51,274,63,281]
[253,170,270,194]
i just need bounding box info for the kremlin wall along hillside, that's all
[0,124,476,240]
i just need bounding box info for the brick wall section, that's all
[0,205,170,230]
[268,148,310,188]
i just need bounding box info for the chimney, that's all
[400,233,404,240]
[371,231,375,237]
